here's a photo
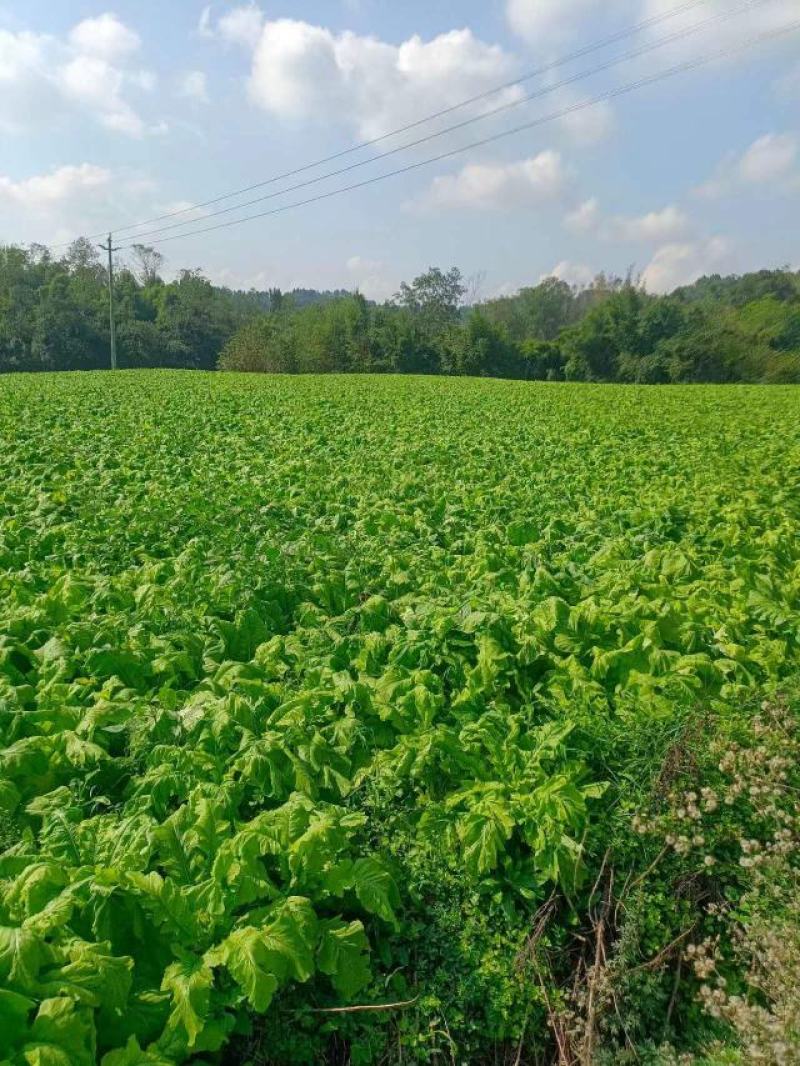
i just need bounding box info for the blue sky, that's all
[0,0,798,297]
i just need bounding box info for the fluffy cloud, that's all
[542,260,596,287]
[565,197,600,232]
[738,133,797,183]
[0,16,157,137]
[0,163,111,209]
[0,163,155,245]
[506,0,615,47]
[199,3,265,45]
[609,204,688,241]
[639,0,800,60]
[640,236,734,293]
[203,8,619,145]
[58,56,147,136]
[565,198,689,240]
[507,0,799,57]
[203,10,524,140]
[556,96,615,146]
[346,255,395,301]
[697,132,799,197]
[217,4,265,46]
[68,13,140,60]
[411,151,570,212]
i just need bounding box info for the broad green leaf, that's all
[0,926,43,991]
[458,799,515,877]
[0,989,35,1054]
[316,919,371,1000]
[160,958,214,1048]
[101,1036,175,1066]
[259,897,318,983]
[205,928,279,1013]
[24,997,95,1066]
[351,858,400,928]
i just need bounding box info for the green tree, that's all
[395,267,465,334]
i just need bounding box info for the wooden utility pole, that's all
[98,234,121,370]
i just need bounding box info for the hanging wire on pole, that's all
[98,234,122,369]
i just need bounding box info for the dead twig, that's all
[625,844,669,894]
[626,923,697,976]
[311,996,419,1014]
[531,957,573,1066]
[512,1011,530,1066]
[515,893,558,973]
[583,865,614,1065]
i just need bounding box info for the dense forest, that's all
[1,239,799,381]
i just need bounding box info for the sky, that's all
[0,0,798,299]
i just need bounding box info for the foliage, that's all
[0,373,799,1064]
[222,268,800,382]
[0,244,346,374]
[592,691,800,1066]
[4,244,800,382]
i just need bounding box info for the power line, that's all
[114,19,800,252]
[54,0,716,247]
[115,0,779,247]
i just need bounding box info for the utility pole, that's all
[98,234,121,370]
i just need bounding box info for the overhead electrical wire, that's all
[112,18,800,251]
[114,0,781,247]
[55,0,719,246]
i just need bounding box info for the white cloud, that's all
[0,163,112,210]
[507,0,798,63]
[639,0,800,60]
[506,0,614,47]
[697,132,799,197]
[641,236,734,293]
[609,204,689,241]
[345,255,395,300]
[0,163,155,246]
[738,132,797,184]
[203,13,523,140]
[486,280,522,299]
[58,55,146,136]
[178,70,209,102]
[217,4,265,46]
[565,196,600,232]
[557,96,615,146]
[0,17,157,137]
[68,14,140,60]
[0,29,60,130]
[205,9,619,146]
[543,260,596,287]
[198,6,214,38]
[199,3,265,46]
[346,254,380,273]
[411,151,570,212]
[564,198,689,241]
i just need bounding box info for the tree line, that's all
[2,239,799,381]
[220,265,800,382]
[0,240,347,374]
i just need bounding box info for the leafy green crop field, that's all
[1,372,799,1065]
